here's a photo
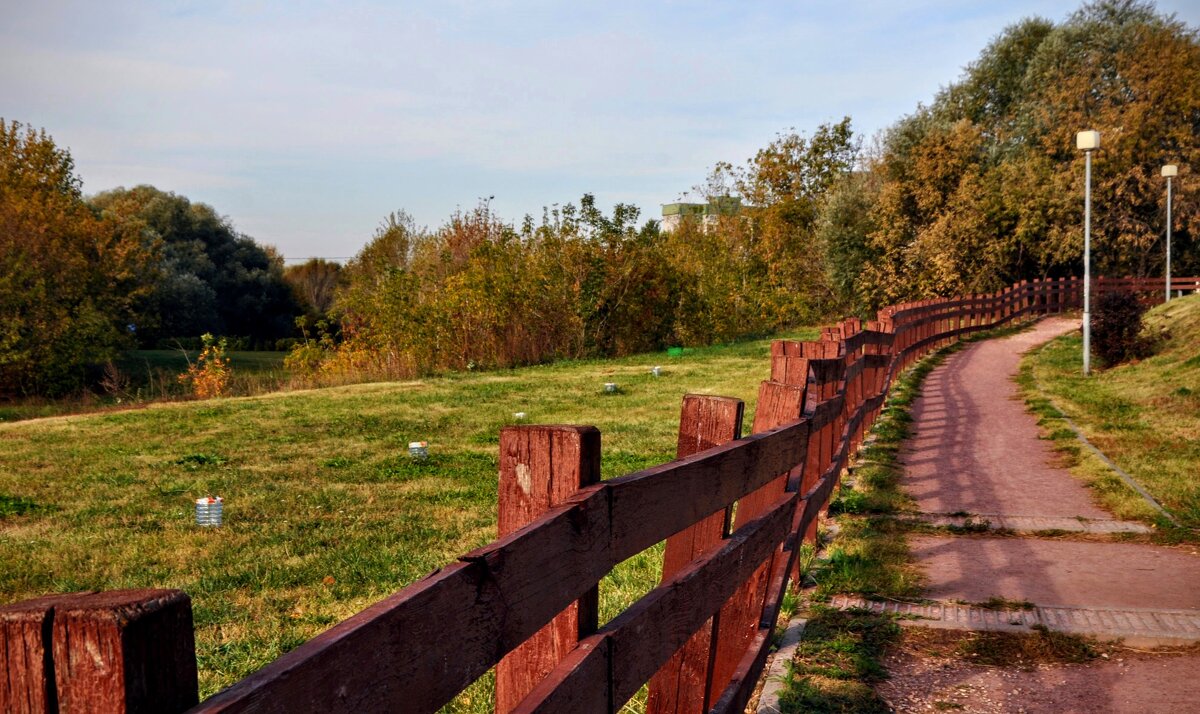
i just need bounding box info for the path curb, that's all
[1026,347,1178,525]
[906,512,1152,534]
[754,616,807,714]
[830,595,1200,648]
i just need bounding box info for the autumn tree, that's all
[90,185,301,346]
[316,197,679,378]
[285,258,343,318]
[844,1,1200,307]
[0,121,156,395]
[670,119,858,333]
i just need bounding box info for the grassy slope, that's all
[1020,294,1200,530]
[0,330,813,701]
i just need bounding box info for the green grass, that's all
[1018,294,1200,532]
[0,351,291,423]
[0,329,815,703]
[776,608,900,714]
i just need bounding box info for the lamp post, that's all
[1163,164,1178,302]
[1077,130,1100,376]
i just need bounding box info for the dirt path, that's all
[878,634,1200,714]
[887,317,1200,711]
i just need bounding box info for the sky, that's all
[4,1,1199,261]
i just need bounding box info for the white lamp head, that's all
[1076,130,1101,151]
[1162,164,1178,178]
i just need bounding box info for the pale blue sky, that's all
[3,1,1198,259]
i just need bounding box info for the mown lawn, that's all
[1019,293,1200,531]
[0,330,814,703]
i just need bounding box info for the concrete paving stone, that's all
[830,596,1200,647]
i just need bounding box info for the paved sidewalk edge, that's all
[1025,348,1177,525]
[754,616,807,714]
[906,512,1152,534]
[830,595,1200,648]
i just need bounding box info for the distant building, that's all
[660,196,742,232]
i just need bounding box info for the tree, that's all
[856,1,1200,307]
[90,185,301,346]
[284,258,343,317]
[0,120,156,395]
[817,170,882,314]
[677,119,859,330]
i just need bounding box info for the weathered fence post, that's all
[53,589,198,714]
[1,594,80,714]
[646,395,744,714]
[707,381,806,705]
[3,589,198,714]
[495,425,602,713]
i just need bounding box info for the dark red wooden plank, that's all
[604,420,808,559]
[192,560,513,713]
[510,638,610,714]
[708,628,771,714]
[769,354,809,386]
[513,492,795,714]
[707,381,806,705]
[496,426,601,713]
[53,589,198,714]
[647,395,744,714]
[194,419,809,714]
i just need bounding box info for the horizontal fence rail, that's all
[3,275,1196,714]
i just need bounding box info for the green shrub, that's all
[1092,291,1151,367]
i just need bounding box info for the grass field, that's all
[0,330,814,704]
[1019,293,1200,531]
[0,350,290,423]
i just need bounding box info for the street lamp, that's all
[1163,164,1178,302]
[1077,130,1100,376]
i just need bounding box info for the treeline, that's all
[293,119,856,378]
[5,1,1197,396]
[294,0,1200,378]
[0,121,307,396]
[820,0,1200,311]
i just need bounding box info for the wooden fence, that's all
[3,275,1196,714]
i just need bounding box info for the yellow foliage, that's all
[178,334,231,399]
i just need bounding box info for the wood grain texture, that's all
[53,589,197,714]
[768,355,809,386]
[0,593,93,714]
[191,560,513,713]
[647,395,744,714]
[496,426,602,713]
[708,628,771,714]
